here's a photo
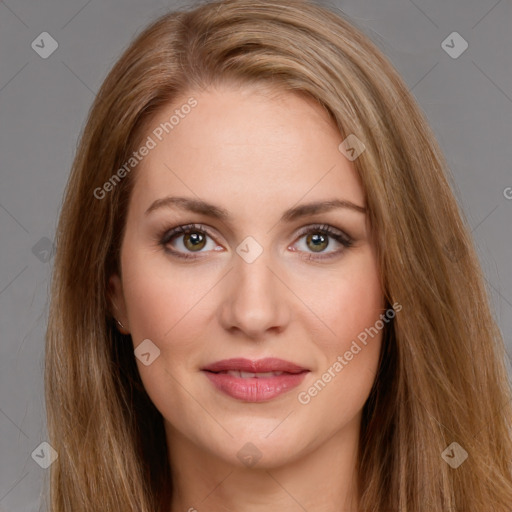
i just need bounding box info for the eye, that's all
[159,223,221,260]
[158,223,353,261]
[291,224,353,260]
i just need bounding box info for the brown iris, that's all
[183,231,207,251]
[306,232,328,252]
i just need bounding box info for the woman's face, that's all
[109,83,385,468]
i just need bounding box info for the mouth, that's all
[201,358,310,402]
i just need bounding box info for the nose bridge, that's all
[236,249,275,297]
[219,244,289,337]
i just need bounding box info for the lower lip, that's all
[203,371,308,402]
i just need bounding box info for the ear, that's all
[108,273,130,334]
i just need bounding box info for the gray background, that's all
[0,0,511,510]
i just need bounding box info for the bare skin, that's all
[109,82,385,512]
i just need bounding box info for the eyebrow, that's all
[144,196,366,221]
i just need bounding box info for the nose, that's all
[218,249,291,340]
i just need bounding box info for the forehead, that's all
[128,84,365,217]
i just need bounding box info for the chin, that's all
[217,426,312,469]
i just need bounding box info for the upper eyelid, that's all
[295,223,348,238]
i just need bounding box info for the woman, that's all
[44,0,512,510]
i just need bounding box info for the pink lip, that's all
[201,357,308,373]
[201,358,310,402]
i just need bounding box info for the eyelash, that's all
[158,223,353,261]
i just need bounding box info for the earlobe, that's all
[107,273,130,334]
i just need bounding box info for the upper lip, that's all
[201,358,309,374]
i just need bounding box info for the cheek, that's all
[120,253,213,419]
[298,247,384,352]
[121,244,205,335]
[120,249,221,376]
[294,250,384,410]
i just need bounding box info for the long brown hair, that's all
[45,0,512,510]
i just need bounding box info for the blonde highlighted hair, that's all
[45,0,512,510]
